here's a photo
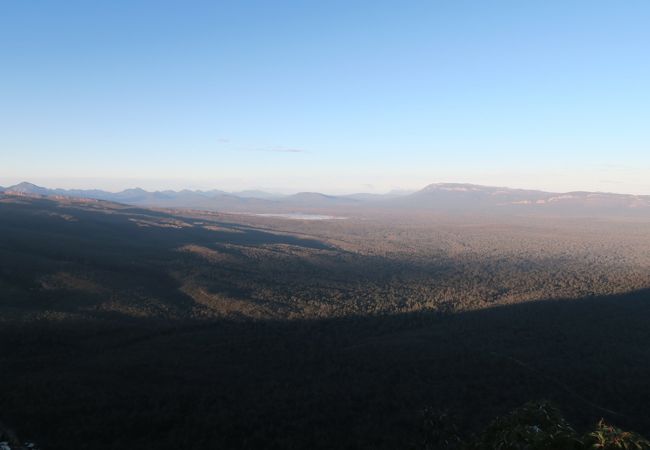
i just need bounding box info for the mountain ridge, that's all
[3,181,650,217]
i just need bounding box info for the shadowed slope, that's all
[0,290,649,449]
[0,196,333,320]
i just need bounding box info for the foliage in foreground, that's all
[423,401,650,450]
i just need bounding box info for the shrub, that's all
[584,419,650,450]
[469,401,582,450]
[421,401,650,450]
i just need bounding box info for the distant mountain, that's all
[3,181,650,217]
[396,183,650,215]
[282,192,360,207]
[343,193,387,201]
[344,189,416,201]
[394,183,549,211]
[4,182,52,196]
[1,182,279,212]
[231,190,285,200]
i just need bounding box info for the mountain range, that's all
[2,181,650,217]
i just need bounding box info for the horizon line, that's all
[2,179,650,199]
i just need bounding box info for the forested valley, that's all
[1,195,649,449]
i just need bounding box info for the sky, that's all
[1,1,649,194]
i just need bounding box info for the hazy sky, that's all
[1,1,649,194]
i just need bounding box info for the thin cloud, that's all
[243,146,307,154]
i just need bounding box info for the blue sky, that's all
[1,1,649,194]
